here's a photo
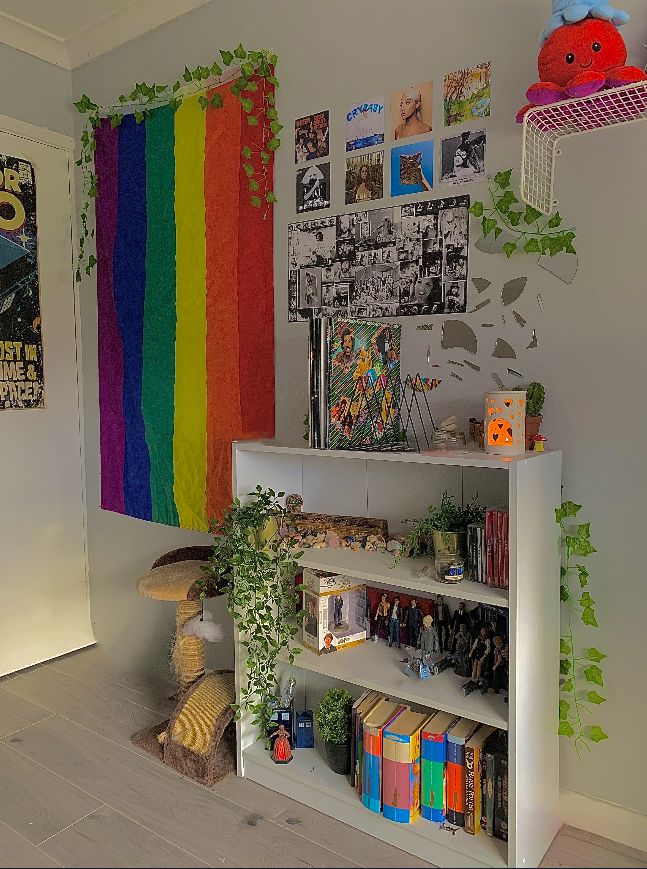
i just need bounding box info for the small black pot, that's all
[324,740,350,775]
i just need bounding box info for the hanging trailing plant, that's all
[556,500,608,754]
[73,45,281,282]
[469,169,576,259]
[199,486,303,745]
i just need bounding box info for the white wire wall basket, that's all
[521,80,647,214]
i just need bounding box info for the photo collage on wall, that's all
[288,195,469,321]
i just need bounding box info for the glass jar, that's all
[434,553,465,584]
[433,430,467,450]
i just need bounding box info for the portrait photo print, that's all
[390,81,433,140]
[441,130,486,185]
[345,150,384,205]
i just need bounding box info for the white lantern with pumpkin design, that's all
[484,390,527,455]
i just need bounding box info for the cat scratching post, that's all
[137,555,217,693]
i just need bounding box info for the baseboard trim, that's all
[560,787,647,853]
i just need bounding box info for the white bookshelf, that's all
[232,441,562,869]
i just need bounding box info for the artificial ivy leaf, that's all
[548,235,563,257]
[183,66,192,82]
[249,179,259,191]
[560,638,572,655]
[241,62,254,78]
[261,151,270,164]
[559,698,570,720]
[241,145,252,159]
[589,725,609,743]
[210,92,224,109]
[269,53,278,65]
[87,254,97,270]
[198,95,208,109]
[561,678,574,693]
[134,110,145,124]
[496,190,518,214]
[586,647,607,663]
[494,226,502,239]
[234,43,247,59]
[119,94,127,103]
[266,191,277,204]
[469,201,484,217]
[559,657,571,675]
[210,61,223,77]
[267,74,280,87]
[245,80,258,92]
[587,690,606,705]
[523,204,542,224]
[482,216,498,237]
[267,91,275,105]
[221,50,234,66]
[508,210,522,226]
[240,97,254,113]
[556,501,582,523]
[523,237,541,254]
[494,169,513,188]
[558,720,574,737]
[581,607,599,627]
[584,664,603,686]
[109,114,123,129]
[565,240,577,254]
[270,121,283,134]
[579,590,595,607]
[570,537,597,557]
[548,210,562,228]
[172,81,181,93]
[266,107,278,120]
[540,235,551,254]
[75,158,83,166]
[156,84,167,93]
[267,137,280,150]
[503,241,517,258]
[247,115,260,126]
[560,582,569,602]
[578,565,589,587]
[251,195,261,207]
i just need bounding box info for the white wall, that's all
[72,0,647,814]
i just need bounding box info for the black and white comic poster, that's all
[287,195,470,321]
[0,156,43,409]
[296,163,331,213]
[294,111,330,163]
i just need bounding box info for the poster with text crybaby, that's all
[0,155,43,409]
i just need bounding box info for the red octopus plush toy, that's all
[517,17,647,122]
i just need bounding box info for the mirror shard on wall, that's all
[501,277,527,306]
[441,319,478,354]
[493,337,516,359]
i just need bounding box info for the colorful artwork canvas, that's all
[390,140,434,197]
[94,83,275,531]
[346,99,385,151]
[443,62,491,126]
[327,319,400,450]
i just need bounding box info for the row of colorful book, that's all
[349,689,508,838]
[467,507,510,589]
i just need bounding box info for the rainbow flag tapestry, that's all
[93,82,275,531]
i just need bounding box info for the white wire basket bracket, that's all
[521,81,647,214]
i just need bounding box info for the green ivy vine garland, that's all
[469,169,576,259]
[73,45,281,282]
[556,500,608,754]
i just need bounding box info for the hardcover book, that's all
[327,319,401,450]
[420,711,459,822]
[382,710,433,823]
[464,725,497,835]
[361,700,405,813]
[446,718,481,827]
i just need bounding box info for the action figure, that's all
[435,595,451,652]
[271,723,293,764]
[453,623,472,677]
[374,592,390,640]
[333,594,344,628]
[420,613,440,656]
[388,597,403,648]
[491,635,509,694]
[450,601,471,651]
[404,598,424,648]
[469,626,492,681]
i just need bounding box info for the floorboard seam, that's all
[36,804,106,846]
[0,683,57,715]
[268,812,366,868]
[0,817,65,868]
[1,712,56,739]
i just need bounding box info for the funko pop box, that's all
[301,567,367,655]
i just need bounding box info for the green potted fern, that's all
[517,382,545,449]
[315,687,354,774]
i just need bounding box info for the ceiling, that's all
[0,0,209,69]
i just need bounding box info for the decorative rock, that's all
[326,531,341,548]
[313,541,326,549]
[351,542,362,551]
[387,539,403,553]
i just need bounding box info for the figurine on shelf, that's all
[491,635,509,694]
[388,597,403,649]
[431,654,455,675]
[405,652,430,680]
[420,613,440,656]
[469,626,493,681]
[374,592,390,640]
[404,598,424,649]
[333,594,344,627]
[453,623,472,677]
[435,595,451,652]
[271,723,293,764]
[450,601,472,651]
[532,433,548,452]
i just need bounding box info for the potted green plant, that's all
[516,381,545,449]
[394,492,486,567]
[315,687,354,774]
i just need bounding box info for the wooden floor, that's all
[0,647,645,869]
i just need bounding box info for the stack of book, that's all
[349,690,508,838]
[467,508,509,589]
